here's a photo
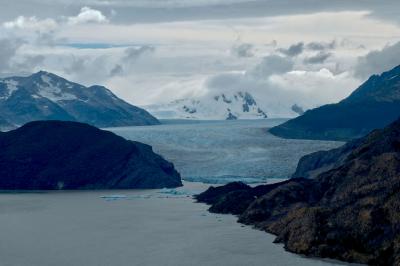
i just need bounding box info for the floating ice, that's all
[157,188,193,196]
[100,189,195,201]
[100,194,128,201]
[184,175,264,184]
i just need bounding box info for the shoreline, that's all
[0,181,351,266]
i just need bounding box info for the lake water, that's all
[110,119,342,183]
[0,120,353,266]
[0,182,354,266]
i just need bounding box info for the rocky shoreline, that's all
[196,118,400,265]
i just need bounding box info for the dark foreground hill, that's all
[269,65,400,141]
[0,71,160,129]
[197,117,400,265]
[0,121,182,189]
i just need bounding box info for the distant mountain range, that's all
[0,71,159,130]
[270,65,400,140]
[146,91,271,120]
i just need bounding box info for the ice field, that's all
[110,119,342,184]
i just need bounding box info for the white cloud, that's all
[2,7,109,31]
[67,7,109,25]
[3,16,58,32]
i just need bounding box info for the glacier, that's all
[110,119,343,184]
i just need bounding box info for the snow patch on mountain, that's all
[0,80,19,100]
[36,76,78,102]
[146,91,269,120]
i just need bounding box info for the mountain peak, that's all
[32,70,50,77]
[0,72,160,129]
[270,64,400,141]
[36,70,49,75]
[31,70,61,80]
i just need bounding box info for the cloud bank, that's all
[0,1,399,116]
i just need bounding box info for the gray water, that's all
[0,182,354,266]
[110,119,343,183]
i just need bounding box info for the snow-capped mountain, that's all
[146,91,268,120]
[0,71,159,130]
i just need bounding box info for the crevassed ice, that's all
[110,120,343,184]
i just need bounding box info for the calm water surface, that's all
[0,182,356,266]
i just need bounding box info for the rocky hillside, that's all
[0,120,182,189]
[0,71,159,129]
[270,65,400,140]
[0,115,14,131]
[197,117,400,265]
[291,137,362,178]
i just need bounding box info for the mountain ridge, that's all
[269,65,400,141]
[0,71,160,129]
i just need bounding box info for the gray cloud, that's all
[63,56,87,75]
[206,72,248,91]
[0,38,23,72]
[251,55,294,78]
[278,42,304,57]
[231,43,253,58]
[58,46,156,84]
[110,64,124,76]
[62,54,113,85]
[354,41,400,79]
[306,41,336,51]
[206,54,295,93]
[123,45,155,61]
[304,52,332,64]
[17,55,46,71]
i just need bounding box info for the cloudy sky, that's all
[1,0,400,115]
